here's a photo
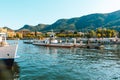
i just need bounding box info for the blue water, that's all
[10,40,120,80]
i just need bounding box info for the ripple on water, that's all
[14,41,120,80]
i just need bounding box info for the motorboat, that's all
[23,39,33,44]
[33,30,84,48]
[33,30,74,48]
[0,33,18,67]
[33,30,59,46]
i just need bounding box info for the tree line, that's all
[12,28,120,39]
[86,28,118,38]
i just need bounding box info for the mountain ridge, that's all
[4,10,120,32]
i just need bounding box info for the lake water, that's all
[5,40,120,80]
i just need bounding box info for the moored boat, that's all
[23,39,33,44]
[47,43,74,48]
[33,41,74,48]
[33,30,84,48]
[0,33,18,67]
[33,30,74,48]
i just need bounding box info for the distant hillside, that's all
[3,27,14,31]
[18,10,120,32]
[18,24,49,32]
[43,18,79,31]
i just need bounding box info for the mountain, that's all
[44,18,80,31]
[3,27,14,31]
[18,10,120,32]
[18,24,49,32]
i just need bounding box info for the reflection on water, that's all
[0,61,19,80]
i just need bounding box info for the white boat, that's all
[33,30,74,48]
[0,33,18,67]
[33,30,59,46]
[33,39,74,48]
[23,39,33,44]
[33,33,83,48]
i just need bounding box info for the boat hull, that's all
[0,59,14,67]
[33,43,74,48]
[23,40,33,44]
[0,44,18,67]
[47,44,73,48]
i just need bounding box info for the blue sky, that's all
[0,0,120,30]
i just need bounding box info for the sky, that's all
[0,0,120,30]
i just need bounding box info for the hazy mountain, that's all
[3,27,14,31]
[18,10,120,32]
[18,24,49,32]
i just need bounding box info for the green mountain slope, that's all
[18,10,120,32]
[18,24,49,31]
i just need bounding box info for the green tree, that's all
[35,30,37,37]
[74,31,78,34]
[97,33,101,38]
[60,29,65,33]
[89,30,96,38]
[57,33,66,37]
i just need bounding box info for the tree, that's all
[97,33,101,38]
[111,30,116,37]
[74,31,78,34]
[57,33,66,37]
[60,29,65,33]
[35,30,37,37]
[89,30,96,38]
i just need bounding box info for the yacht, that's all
[0,33,18,67]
